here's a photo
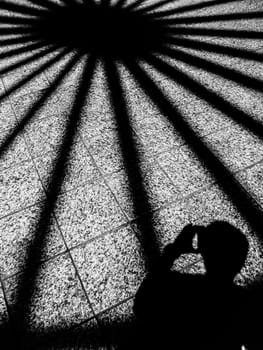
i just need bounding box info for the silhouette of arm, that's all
[157,224,200,272]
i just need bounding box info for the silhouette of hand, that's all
[176,224,198,253]
[164,224,199,257]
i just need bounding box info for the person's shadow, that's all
[133,221,263,350]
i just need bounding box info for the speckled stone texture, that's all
[33,135,101,194]
[0,159,44,217]
[70,225,146,313]
[0,203,66,278]
[0,0,263,348]
[2,66,49,99]
[106,163,178,219]
[10,89,61,124]
[4,253,94,333]
[54,181,128,247]
[0,287,8,326]
[0,132,30,170]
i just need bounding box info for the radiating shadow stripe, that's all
[144,0,240,18]
[10,54,97,348]
[160,44,263,93]
[0,49,78,163]
[124,0,147,11]
[0,0,47,17]
[104,57,160,271]
[123,57,263,244]
[0,35,41,47]
[0,45,63,104]
[143,51,263,146]
[165,36,263,63]
[0,15,39,25]
[0,26,34,36]
[166,27,263,39]
[28,0,62,11]
[129,0,179,14]
[0,43,55,76]
[0,40,47,60]
[157,10,263,25]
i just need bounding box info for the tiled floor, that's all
[0,0,263,348]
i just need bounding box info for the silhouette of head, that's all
[197,221,249,282]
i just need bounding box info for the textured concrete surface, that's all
[0,0,263,348]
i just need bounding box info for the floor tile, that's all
[2,65,49,99]
[106,163,178,220]
[168,56,263,125]
[0,101,17,131]
[34,136,101,194]
[0,79,5,95]
[237,161,263,208]
[171,254,204,273]
[4,252,93,333]
[158,144,213,197]
[0,160,44,218]
[10,89,60,124]
[85,125,126,176]
[204,125,263,172]
[71,225,146,313]
[119,63,162,124]
[182,46,263,81]
[44,51,83,85]
[80,111,117,142]
[54,181,127,248]
[0,203,66,278]
[52,84,79,117]
[0,130,30,171]
[142,59,233,137]
[24,113,69,159]
[133,114,183,156]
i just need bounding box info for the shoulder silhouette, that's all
[134,221,262,350]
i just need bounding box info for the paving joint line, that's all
[7,63,102,329]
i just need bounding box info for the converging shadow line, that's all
[155,10,263,25]
[0,0,49,17]
[0,44,64,105]
[0,49,78,176]
[130,0,183,15]
[166,26,263,39]
[27,0,63,11]
[124,0,149,11]
[10,54,97,347]
[0,34,44,47]
[0,40,48,60]
[149,48,263,144]
[0,26,37,36]
[144,0,241,18]
[104,57,160,271]
[122,57,263,244]
[0,42,57,77]
[161,44,263,94]
[114,0,130,9]
[165,36,263,63]
[0,15,40,26]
